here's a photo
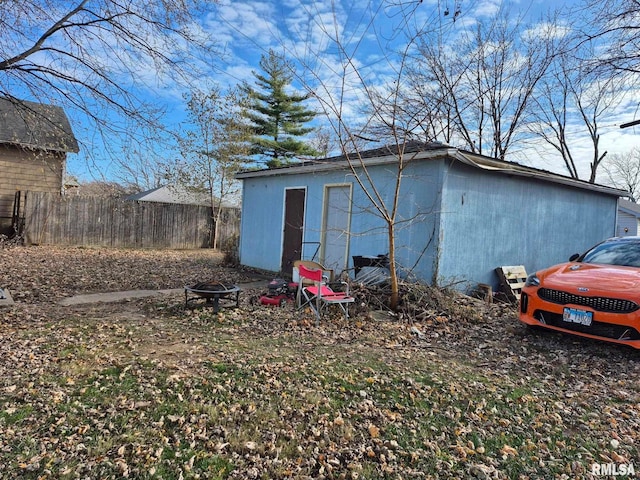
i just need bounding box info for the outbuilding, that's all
[237,142,626,292]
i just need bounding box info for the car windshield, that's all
[581,240,640,267]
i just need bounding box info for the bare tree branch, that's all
[0,0,214,178]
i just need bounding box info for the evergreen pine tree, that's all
[242,49,318,168]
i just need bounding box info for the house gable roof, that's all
[619,198,640,217]
[0,97,79,153]
[126,184,238,208]
[236,141,628,197]
[126,185,210,205]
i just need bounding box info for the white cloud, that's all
[472,0,503,18]
[522,20,571,41]
[206,0,280,53]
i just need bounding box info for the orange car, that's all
[519,236,640,349]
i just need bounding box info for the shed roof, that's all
[236,141,628,197]
[0,97,79,153]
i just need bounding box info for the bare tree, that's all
[113,149,166,193]
[170,86,251,249]
[291,2,447,310]
[406,8,561,159]
[307,126,340,159]
[528,39,628,182]
[0,0,213,174]
[110,127,172,192]
[78,180,130,197]
[601,147,640,201]
[580,0,640,77]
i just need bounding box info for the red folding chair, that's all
[296,263,354,323]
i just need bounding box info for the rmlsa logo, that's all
[591,463,635,476]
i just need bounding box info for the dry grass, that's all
[0,246,639,479]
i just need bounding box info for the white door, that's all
[321,184,352,275]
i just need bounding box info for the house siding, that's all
[0,145,64,229]
[617,211,637,236]
[438,161,618,290]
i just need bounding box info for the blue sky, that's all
[62,0,640,185]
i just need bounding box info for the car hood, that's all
[538,262,640,294]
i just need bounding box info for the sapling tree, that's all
[291,2,442,310]
[173,86,251,249]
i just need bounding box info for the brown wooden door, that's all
[281,188,305,275]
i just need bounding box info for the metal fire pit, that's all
[184,281,240,312]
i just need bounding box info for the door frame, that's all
[280,186,307,275]
[320,183,353,274]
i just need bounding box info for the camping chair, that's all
[293,259,334,285]
[296,263,354,323]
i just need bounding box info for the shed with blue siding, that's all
[236,142,626,292]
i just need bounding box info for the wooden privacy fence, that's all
[22,191,240,249]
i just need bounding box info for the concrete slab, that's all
[58,288,183,306]
[56,280,268,306]
[56,280,267,307]
[0,288,14,307]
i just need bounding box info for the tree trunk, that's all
[387,221,399,310]
[212,205,222,250]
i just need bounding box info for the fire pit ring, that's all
[184,281,241,312]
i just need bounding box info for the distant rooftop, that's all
[619,198,640,215]
[127,185,238,208]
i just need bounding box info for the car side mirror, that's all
[569,253,580,262]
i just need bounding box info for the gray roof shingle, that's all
[0,97,79,153]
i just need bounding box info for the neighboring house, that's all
[63,176,81,196]
[127,184,238,208]
[0,97,79,234]
[617,198,640,236]
[236,142,627,292]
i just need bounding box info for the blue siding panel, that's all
[437,161,618,290]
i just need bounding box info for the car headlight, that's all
[525,273,540,287]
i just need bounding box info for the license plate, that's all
[563,307,593,326]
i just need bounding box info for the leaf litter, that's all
[0,245,639,479]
